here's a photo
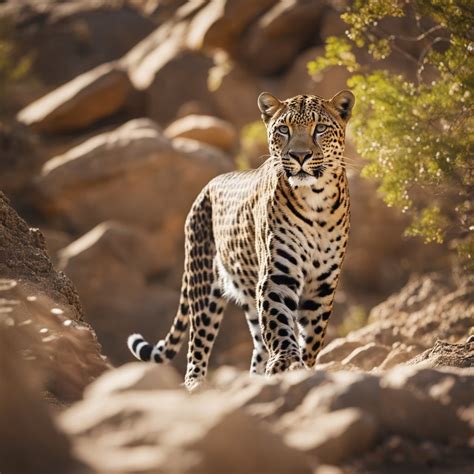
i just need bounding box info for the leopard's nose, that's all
[288,150,313,164]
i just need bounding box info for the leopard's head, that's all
[258,91,355,187]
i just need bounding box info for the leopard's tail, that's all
[127,280,189,364]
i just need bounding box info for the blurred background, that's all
[1,1,473,473]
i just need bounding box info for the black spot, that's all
[262,300,270,311]
[139,344,152,361]
[301,300,321,311]
[270,274,300,289]
[206,333,215,342]
[209,302,217,313]
[165,349,176,359]
[281,340,290,350]
[299,316,309,326]
[198,329,206,337]
[175,320,187,332]
[269,292,281,303]
[314,326,323,334]
[278,328,288,337]
[180,304,189,315]
[322,311,331,321]
[202,314,211,326]
[275,261,289,274]
[195,337,203,348]
[277,314,289,325]
[194,351,203,360]
[132,337,143,352]
[318,283,333,297]
[277,248,297,265]
[284,297,297,311]
[312,341,321,351]
[154,353,163,363]
[269,320,277,330]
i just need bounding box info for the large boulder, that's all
[59,364,312,474]
[164,114,238,152]
[210,60,262,128]
[276,46,351,99]
[35,118,232,233]
[56,220,181,365]
[17,62,134,134]
[0,192,109,402]
[186,0,277,54]
[2,0,155,91]
[124,22,216,125]
[0,322,81,474]
[238,0,327,76]
[56,361,473,472]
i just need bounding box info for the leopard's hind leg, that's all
[183,190,227,391]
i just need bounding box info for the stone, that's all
[186,0,277,54]
[165,114,237,151]
[36,118,232,233]
[317,338,362,364]
[277,46,351,99]
[0,192,109,401]
[211,61,262,128]
[284,408,378,463]
[408,340,474,369]
[59,388,312,473]
[3,0,155,90]
[341,342,391,370]
[125,23,216,125]
[17,62,134,133]
[85,363,182,397]
[0,323,80,474]
[238,0,327,75]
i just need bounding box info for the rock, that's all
[408,340,474,369]
[211,60,262,128]
[165,114,237,151]
[85,363,182,397]
[35,118,232,234]
[378,343,421,370]
[186,0,277,54]
[125,23,216,125]
[0,323,80,474]
[341,342,391,370]
[238,0,327,75]
[0,192,109,401]
[277,46,351,99]
[317,338,361,364]
[17,62,133,134]
[55,220,181,365]
[3,0,155,91]
[0,191,82,318]
[0,122,43,200]
[59,388,312,473]
[283,408,378,463]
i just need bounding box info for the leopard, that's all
[128,89,355,390]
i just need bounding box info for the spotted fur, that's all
[128,90,355,390]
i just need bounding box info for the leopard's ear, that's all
[258,92,283,124]
[330,90,355,122]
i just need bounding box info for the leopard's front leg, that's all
[257,239,304,376]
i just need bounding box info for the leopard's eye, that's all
[278,125,289,134]
[315,124,327,134]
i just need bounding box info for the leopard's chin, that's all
[288,171,317,188]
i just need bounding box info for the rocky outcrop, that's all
[35,118,232,233]
[164,114,237,151]
[57,358,474,473]
[0,192,109,402]
[17,62,134,134]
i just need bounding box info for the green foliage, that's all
[236,121,268,170]
[308,0,473,263]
